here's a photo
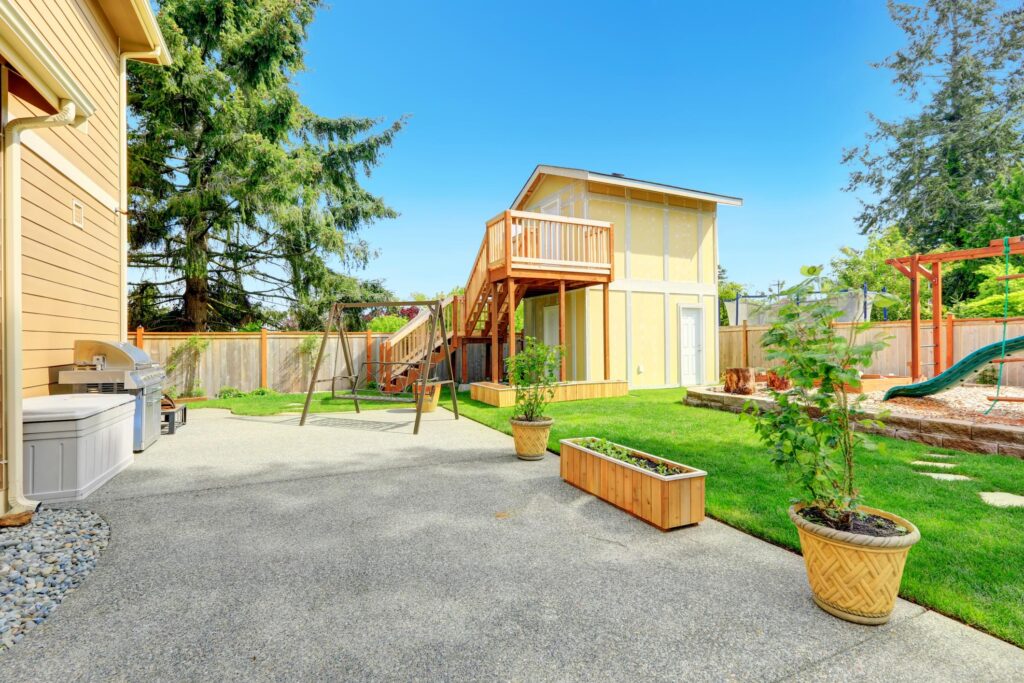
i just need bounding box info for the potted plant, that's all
[505,337,562,460]
[560,437,706,530]
[744,267,917,625]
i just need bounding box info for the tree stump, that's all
[767,371,792,391]
[724,367,755,395]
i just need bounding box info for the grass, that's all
[195,390,415,416]
[446,387,1024,648]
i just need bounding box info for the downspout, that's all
[3,98,84,515]
[118,48,161,341]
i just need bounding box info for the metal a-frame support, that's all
[298,300,459,434]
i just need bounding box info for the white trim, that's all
[609,279,716,296]
[664,291,671,386]
[662,201,670,280]
[0,1,96,116]
[696,211,704,283]
[512,165,743,209]
[625,290,633,388]
[21,130,119,212]
[583,286,590,380]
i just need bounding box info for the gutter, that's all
[2,98,86,516]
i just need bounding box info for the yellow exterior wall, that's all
[7,2,125,397]
[628,205,663,279]
[521,290,586,381]
[629,292,665,387]
[668,210,699,282]
[523,175,577,215]
[587,199,626,279]
[701,211,717,285]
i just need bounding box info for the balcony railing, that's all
[485,210,613,276]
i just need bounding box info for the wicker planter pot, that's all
[789,504,920,625]
[510,418,553,460]
[560,438,706,530]
[412,384,440,413]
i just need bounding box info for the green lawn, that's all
[447,387,1024,648]
[195,390,415,416]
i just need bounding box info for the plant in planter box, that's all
[505,337,562,460]
[743,266,916,625]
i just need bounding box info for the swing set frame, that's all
[298,300,459,434]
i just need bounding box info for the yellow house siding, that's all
[668,209,699,282]
[523,175,577,215]
[629,292,665,387]
[587,199,626,280]
[700,210,717,285]
[628,204,662,280]
[609,290,627,381]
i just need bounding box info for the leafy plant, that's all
[248,387,278,397]
[505,337,562,422]
[742,266,891,530]
[573,438,685,476]
[217,386,244,399]
[165,335,210,398]
[368,314,409,334]
[298,334,320,359]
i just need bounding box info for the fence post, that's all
[135,325,144,349]
[946,313,955,369]
[259,328,268,389]
[741,320,749,368]
[366,329,373,385]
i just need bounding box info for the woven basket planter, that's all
[560,438,706,530]
[510,418,553,460]
[789,504,920,625]
[412,384,440,413]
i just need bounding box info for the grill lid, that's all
[73,340,154,369]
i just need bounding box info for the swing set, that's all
[885,236,1024,411]
[298,300,459,434]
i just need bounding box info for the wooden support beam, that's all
[946,313,955,369]
[602,282,610,381]
[994,273,1024,281]
[260,327,269,388]
[987,396,1024,402]
[490,286,500,381]
[741,320,750,368]
[135,325,145,349]
[460,339,469,384]
[990,358,1024,363]
[558,279,566,381]
[910,254,921,379]
[931,262,943,374]
[507,277,516,359]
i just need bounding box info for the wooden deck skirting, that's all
[470,380,628,408]
[684,386,1024,459]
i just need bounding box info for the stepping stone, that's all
[923,453,956,459]
[918,472,972,481]
[980,492,1024,508]
[911,460,957,469]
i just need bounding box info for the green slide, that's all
[883,334,1024,400]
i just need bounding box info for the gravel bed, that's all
[1,508,109,652]
[861,385,1024,425]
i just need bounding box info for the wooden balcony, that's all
[484,210,614,287]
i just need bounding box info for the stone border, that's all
[684,386,1024,459]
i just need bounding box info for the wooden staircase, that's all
[378,209,615,390]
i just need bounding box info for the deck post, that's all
[507,277,516,360]
[558,280,566,381]
[490,287,500,382]
[134,325,145,349]
[946,313,955,369]
[602,282,610,380]
[931,262,943,374]
[741,320,749,368]
[910,254,921,379]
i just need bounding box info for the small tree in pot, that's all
[744,266,917,625]
[506,337,562,460]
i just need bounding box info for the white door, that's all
[543,306,559,347]
[679,308,702,386]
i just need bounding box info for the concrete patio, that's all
[0,407,1021,681]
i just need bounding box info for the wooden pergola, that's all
[887,236,1024,379]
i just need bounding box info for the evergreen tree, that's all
[128,0,404,331]
[844,0,1024,251]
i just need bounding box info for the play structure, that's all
[884,236,1024,407]
[299,300,459,435]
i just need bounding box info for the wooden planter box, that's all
[560,438,706,530]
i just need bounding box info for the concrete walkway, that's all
[1,407,1020,681]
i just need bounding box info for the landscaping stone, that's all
[0,508,108,652]
[979,492,1024,508]
[911,461,957,469]
[923,453,956,459]
[918,472,973,481]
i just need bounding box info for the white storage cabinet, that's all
[23,394,135,502]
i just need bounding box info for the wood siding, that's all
[8,1,124,396]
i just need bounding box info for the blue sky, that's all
[297,0,911,298]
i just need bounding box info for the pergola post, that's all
[507,277,516,360]
[931,262,943,374]
[910,254,921,380]
[558,280,566,381]
[602,282,610,381]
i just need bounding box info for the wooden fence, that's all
[134,328,493,398]
[720,316,1024,386]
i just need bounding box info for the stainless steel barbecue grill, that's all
[58,340,166,452]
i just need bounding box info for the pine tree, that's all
[844,0,1024,251]
[128,0,404,330]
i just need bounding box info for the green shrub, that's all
[505,337,562,422]
[368,315,409,333]
[248,387,278,397]
[572,437,684,476]
[217,386,245,399]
